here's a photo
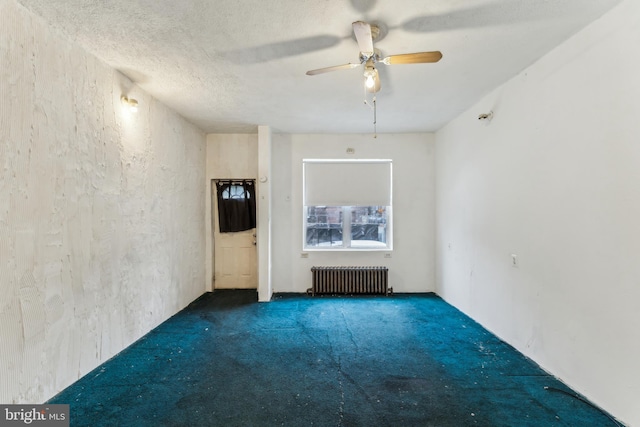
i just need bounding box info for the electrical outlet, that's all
[384,253,391,258]
[301,253,309,258]
[511,254,518,268]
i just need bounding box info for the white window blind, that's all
[303,159,392,206]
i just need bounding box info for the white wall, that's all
[257,126,273,301]
[272,133,436,293]
[435,1,640,425]
[0,1,206,404]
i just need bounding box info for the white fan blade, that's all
[306,63,360,76]
[352,21,374,57]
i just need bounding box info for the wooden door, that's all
[213,181,257,289]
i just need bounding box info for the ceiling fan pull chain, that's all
[373,96,377,125]
[363,85,377,137]
[363,87,375,111]
[363,85,370,108]
[373,96,377,138]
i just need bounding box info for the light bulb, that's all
[363,65,379,91]
[365,74,375,89]
[121,95,139,113]
[128,98,138,113]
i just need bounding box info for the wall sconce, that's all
[478,111,493,121]
[121,95,139,113]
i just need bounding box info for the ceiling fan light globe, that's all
[365,75,375,89]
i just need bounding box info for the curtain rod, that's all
[214,178,256,184]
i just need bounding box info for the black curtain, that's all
[216,180,256,232]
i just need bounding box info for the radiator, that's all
[308,266,391,296]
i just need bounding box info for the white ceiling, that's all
[17,0,621,134]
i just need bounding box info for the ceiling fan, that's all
[306,21,443,93]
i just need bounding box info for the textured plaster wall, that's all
[435,1,640,424]
[0,0,206,403]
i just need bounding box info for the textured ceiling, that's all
[17,0,621,134]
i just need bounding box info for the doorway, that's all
[212,179,258,289]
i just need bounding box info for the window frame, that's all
[302,159,392,251]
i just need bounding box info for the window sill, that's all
[304,246,392,252]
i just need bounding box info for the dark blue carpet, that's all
[49,290,620,426]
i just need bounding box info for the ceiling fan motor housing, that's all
[359,48,382,64]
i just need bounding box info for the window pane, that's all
[350,206,387,248]
[306,206,343,247]
[222,185,250,200]
[304,205,390,250]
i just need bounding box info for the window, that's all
[306,205,389,248]
[303,159,392,250]
[221,184,251,200]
